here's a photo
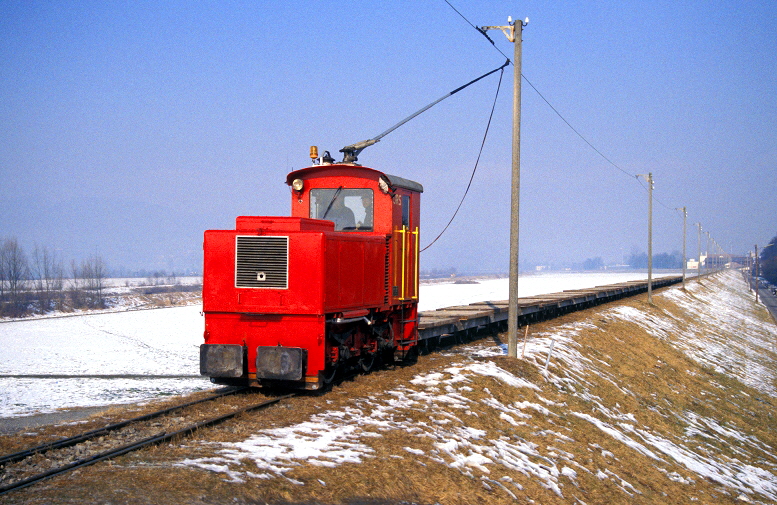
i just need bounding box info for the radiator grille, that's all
[235,236,288,289]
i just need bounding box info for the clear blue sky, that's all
[1,0,775,274]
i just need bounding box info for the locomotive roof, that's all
[286,164,423,193]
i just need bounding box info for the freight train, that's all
[199,148,422,390]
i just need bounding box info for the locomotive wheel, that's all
[405,345,419,364]
[396,345,418,365]
[359,353,377,373]
[382,347,396,367]
[322,364,339,384]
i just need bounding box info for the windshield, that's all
[311,189,373,231]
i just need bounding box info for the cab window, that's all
[311,188,373,231]
[401,195,410,227]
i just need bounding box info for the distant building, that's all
[687,258,699,270]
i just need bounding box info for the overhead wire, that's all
[443,0,511,60]
[520,74,633,180]
[443,0,685,223]
[420,64,506,252]
[331,56,509,252]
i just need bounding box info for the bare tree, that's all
[74,255,108,309]
[69,259,86,309]
[0,240,6,301]
[53,259,66,311]
[87,255,107,308]
[0,241,110,316]
[1,238,30,316]
[31,245,65,313]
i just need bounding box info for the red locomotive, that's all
[200,148,422,390]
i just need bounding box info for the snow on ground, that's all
[181,339,777,500]
[0,377,208,419]
[600,272,777,399]
[1,272,670,418]
[659,272,777,397]
[180,271,777,502]
[1,306,203,376]
[0,305,210,417]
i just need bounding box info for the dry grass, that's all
[3,274,777,504]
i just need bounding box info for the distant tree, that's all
[146,270,168,286]
[760,233,777,285]
[68,256,107,309]
[628,252,648,269]
[0,238,31,317]
[421,267,458,278]
[653,251,683,269]
[582,257,604,270]
[86,255,107,308]
[69,259,86,309]
[77,256,108,309]
[628,250,684,270]
[0,241,5,301]
[31,245,65,313]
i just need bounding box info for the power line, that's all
[520,74,636,180]
[443,0,510,60]
[443,1,702,255]
[421,64,506,252]
[634,175,676,214]
[442,1,682,208]
[525,74,680,217]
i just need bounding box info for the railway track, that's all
[0,388,293,496]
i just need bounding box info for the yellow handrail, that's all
[412,227,419,300]
[400,226,407,300]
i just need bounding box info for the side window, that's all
[401,195,410,227]
[310,188,373,231]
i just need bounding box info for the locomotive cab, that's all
[200,159,422,390]
[286,163,422,305]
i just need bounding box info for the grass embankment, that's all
[3,270,777,504]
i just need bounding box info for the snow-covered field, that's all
[0,271,676,418]
[0,306,208,417]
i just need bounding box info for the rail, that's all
[0,390,293,496]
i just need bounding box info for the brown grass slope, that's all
[3,270,777,505]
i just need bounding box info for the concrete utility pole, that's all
[676,207,687,289]
[754,244,758,303]
[710,239,715,271]
[696,223,702,277]
[482,16,527,358]
[638,173,654,303]
[712,241,717,270]
[748,251,752,292]
[713,241,717,270]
